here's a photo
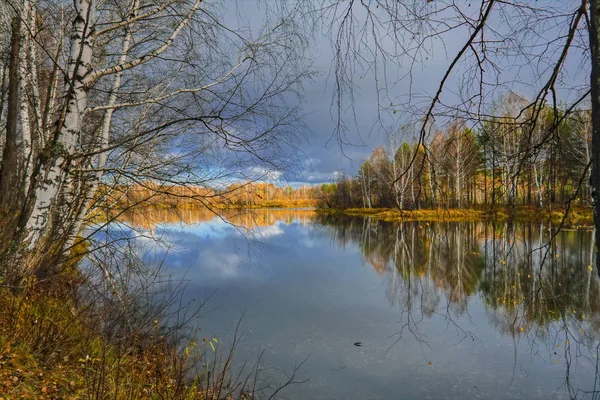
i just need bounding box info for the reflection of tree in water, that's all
[117,207,315,231]
[479,224,600,341]
[316,215,486,316]
[316,214,599,333]
[316,214,600,397]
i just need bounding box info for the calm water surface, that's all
[116,208,600,399]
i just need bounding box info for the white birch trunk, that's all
[28,2,43,148]
[410,162,415,207]
[533,161,544,208]
[18,0,33,194]
[63,0,139,251]
[428,160,435,206]
[361,173,366,208]
[25,0,95,246]
[366,173,372,208]
[399,181,404,210]
[455,138,461,208]
[392,155,399,207]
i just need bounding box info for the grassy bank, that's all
[317,206,594,226]
[0,278,268,399]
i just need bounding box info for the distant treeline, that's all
[319,95,591,210]
[104,181,323,209]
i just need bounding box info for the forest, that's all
[319,94,592,211]
[104,181,319,210]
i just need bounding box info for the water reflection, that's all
[111,209,600,399]
[316,214,600,397]
[318,215,599,328]
[117,207,315,233]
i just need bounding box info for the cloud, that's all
[221,0,563,187]
[246,166,283,181]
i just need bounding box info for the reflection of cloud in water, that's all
[88,221,182,254]
[199,249,242,278]
[128,218,284,283]
[154,218,286,246]
[159,218,234,240]
[247,222,284,239]
[161,238,271,284]
[136,233,181,254]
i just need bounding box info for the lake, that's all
[112,208,599,399]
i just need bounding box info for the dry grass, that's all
[0,285,202,399]
[317,206,593,226]
[0,274,299,400]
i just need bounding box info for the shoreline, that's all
[105,203,593,227]
[315,206,594,227]
[110,201,318,211]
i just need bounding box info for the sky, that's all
[221,1,589,187]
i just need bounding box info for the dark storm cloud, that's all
[221,1,531,185]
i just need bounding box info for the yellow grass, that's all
[317,206,594,226]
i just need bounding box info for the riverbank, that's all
[317,206,594,226]
[0,272,257,399]
[106,202,592,227]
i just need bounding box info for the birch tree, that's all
[357,161,373,209]
[394,142,412,210]
[0,0,312,280]
[443,122,481,208]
